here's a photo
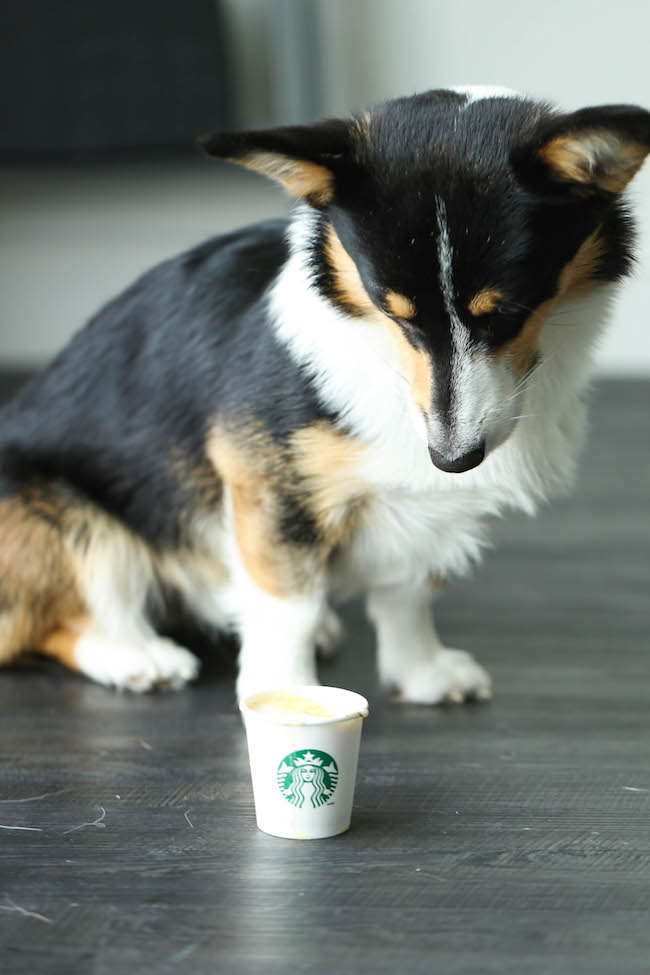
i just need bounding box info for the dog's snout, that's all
[428,442,486,474]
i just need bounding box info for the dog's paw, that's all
[315,607,345,659]
[75,633,200,692]
[394,648,492,705]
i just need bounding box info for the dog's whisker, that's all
[505,354,551,404]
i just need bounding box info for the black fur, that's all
[0,219,334,546]
[303,93,640,356]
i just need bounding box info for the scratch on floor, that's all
[0,788,72,804]
[171,943,198,962]
[622,786,649,793]
[0,895,54,925]
[0,824,42,831]
[184,809,194,828]
[62,805,107,835]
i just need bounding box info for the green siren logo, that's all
[277,749,338,808]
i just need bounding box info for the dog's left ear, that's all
[197,119,352,206]
[512,104,650,195]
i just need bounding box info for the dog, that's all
[1,87,648,702]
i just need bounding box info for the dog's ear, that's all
[512,104,650,196]
[197,119,352,206]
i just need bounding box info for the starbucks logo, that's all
[277,749,338,808]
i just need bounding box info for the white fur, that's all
[68,514,157,643]
[235,580,323,699]
[75,628,200,692]
[315,606,345,657]
[367,580,491,703]
[452,85,519,105]
[354,558,485,703]
[434,195,458,320]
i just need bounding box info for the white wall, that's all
[318,0,650,376]
[2,1,648,375]
[0,163,286,367]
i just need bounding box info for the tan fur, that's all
[556,230,606,298]
[384,319,433,413]
[496,230,605,374]
[468,287,502,317]
[354,111,373,146]
[206,419,370,596]
[539,131,648,193]
[325,223,377,316]
[233,152,334,206]
[37,619,87,670]
[290,422,368,550]
[206,424,308,598]
[385,289,416,320]
[496,298,554,375]
[428,572,446,591]
[0,494,86,662]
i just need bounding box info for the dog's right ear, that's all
[512,104,650,196]
[197,119,352,207]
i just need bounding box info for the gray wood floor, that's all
[0,376,648,975]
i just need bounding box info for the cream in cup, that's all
[240,685,369,839]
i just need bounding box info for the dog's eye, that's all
[381,299,419,330]
[472,311,522,345]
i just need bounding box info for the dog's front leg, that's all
[366,578,492,704]
[224,479,327,700]
[235,582,325,700]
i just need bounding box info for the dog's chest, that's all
[330,447,505,592]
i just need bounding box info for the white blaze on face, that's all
[433,196,510,459]
[434,195,457,323]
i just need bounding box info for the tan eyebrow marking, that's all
[384,290,416,320]
[468,287,502,317]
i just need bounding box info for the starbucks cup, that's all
[240,685,369,840]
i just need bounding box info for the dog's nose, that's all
[428,442,486,473]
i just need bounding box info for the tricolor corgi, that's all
[1,87,648,702]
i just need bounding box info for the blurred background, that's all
[1,0,649,374]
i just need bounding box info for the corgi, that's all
[1,87,648,703]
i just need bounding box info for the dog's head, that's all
[200,89,650,472]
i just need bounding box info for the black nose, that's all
[428,442,486,473]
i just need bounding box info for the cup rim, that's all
[239,684,369,726]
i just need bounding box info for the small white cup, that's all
[240,685,369,840]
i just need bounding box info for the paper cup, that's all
[240,685,369,840]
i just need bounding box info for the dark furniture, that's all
[0,1,232,154]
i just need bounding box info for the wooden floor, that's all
[0,376,648,975]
